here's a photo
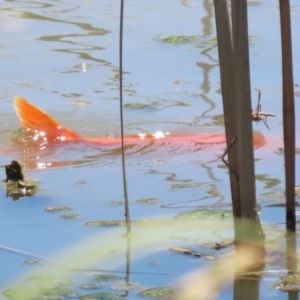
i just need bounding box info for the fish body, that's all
[13,96,280,153]
[13,96,235,148]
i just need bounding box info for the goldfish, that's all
[8,96,290,170]
[13,96,267,149]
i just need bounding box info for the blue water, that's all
[0,0,300,299]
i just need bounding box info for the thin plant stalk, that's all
[279,0,296,233]
[230,0,264,243]
[119,0,131,234]
[213,0,241,237]
[279,0,297,283]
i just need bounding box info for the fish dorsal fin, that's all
[14,96,82,141]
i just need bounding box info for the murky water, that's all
[0,0,300,299]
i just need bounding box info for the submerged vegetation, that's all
[159,35,256,45]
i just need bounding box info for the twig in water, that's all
[222,136,238,180]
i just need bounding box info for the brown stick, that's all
[213,0,241,241]
[279,0,297,281]
[279,0,296,233]
[231,0,264,242]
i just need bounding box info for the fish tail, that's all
[14,96,82,141]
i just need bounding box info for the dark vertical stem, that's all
[279,1,297,285]
[231,0,264,242]
[125,234,131,284]
[119,0,131,234]
[279,0,296,233]
[234,276,260,300]
[213,0,241,237]
[287,230,298,300]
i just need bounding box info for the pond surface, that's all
[0,0,300,299]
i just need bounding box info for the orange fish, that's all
[13,95,275,154]
[12,96,290,170]
[13,96,225,146]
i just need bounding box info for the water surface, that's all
[0,0,300,299]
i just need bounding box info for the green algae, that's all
[138,287,175,299]
[80,292,123,300]
[78,284,101,289]
[93,274,123,281]
[3,285,78,300]
[174,209,233,220]
[160,35,199,44]
[60,213,82,220]
[136,198,158,204]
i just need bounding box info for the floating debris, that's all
[159,35,256,45]
[169,247,216,260]
[24,259,40,265]
[78,284,101,290]
[74,179,88,185]
[4,160,38,200]
[274,273,300,292]
[274,147,300,155]
[45,206,72,212]
[93,274,123,282]
[174,209,233,220]
[5,160,24,182]
[136,198,158,205]
[201,240,234,251]
[60,213,81,220]
[5,181,37,200]
[138,287,176,299]
[111,282,142,291]
[159,35,199,44]
[124,103,150,110]
[85,220,126,227]
[170,181,208,190]
[3,285,78,300]
[80,291,123,300]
